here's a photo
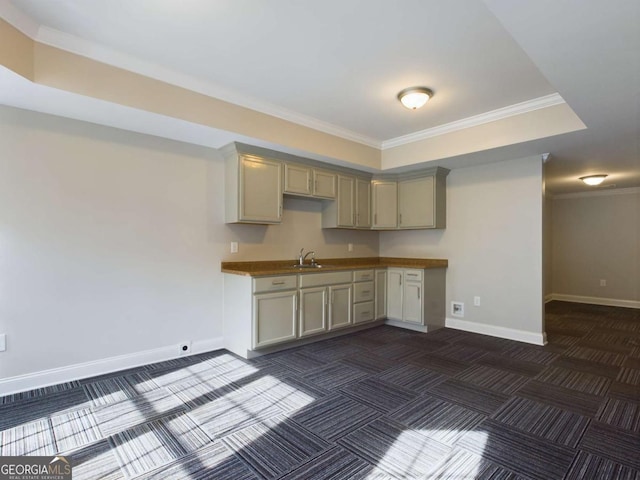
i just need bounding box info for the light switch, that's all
[230,242,238,253]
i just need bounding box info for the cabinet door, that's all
[240,156,283,223]
[375,269,387,320]
[398,176,435,228]
[253,290,297,349]
[299,287,328,337]
[284,164,312,196]
[386,269,403,320]
[328,284,352,330]
[313,170,336,199]
[403,281,423,324]
[372,181,398,229]
[337,175,355,227]
[355,178,371,228]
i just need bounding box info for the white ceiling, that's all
[2,0,639,193]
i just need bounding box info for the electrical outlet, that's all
[179,341,191,355]
[348,243,353,252]
[451,301,464,317]
[0,334,6,352]
[600,279,607,287]
[474,296,481,306]
[230,242,238,254]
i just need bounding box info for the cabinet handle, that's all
[294,294,298,311]
[362,290,370,295]
[374,213,377,225]
[399,213,402,225]
[279,204,282,217]
[417,288,421,300]
[399,276,402,286]
[331,291,334,304]
[407,273,418,278]
[272,281,286,285]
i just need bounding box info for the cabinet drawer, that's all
[299,271,352,288]
[404,269,423,282]
[353,301,374,324]
[253,275,298,293]
[353,281,374,303]
[353,269,375,282]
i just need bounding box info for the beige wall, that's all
[380,156,544,336]
[0,106,378,382]
[544,191,553,297]
[551,190,640,302]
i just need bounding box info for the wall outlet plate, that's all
[451,301,464,317]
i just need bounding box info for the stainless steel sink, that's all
[290,264,323,269]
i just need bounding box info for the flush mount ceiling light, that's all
[579,174,608,186]
[397,87,434,110]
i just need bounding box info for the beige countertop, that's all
[221,256,448,277]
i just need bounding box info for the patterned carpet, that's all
[1,301,639,479]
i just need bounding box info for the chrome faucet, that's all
[298,248,316,266]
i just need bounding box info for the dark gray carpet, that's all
[1,301,639,479]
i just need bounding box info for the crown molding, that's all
[1,7,566,153]
[551,186,640,200]
[381,93,566,150]
[32,26,382,149]
[0,0,40,37]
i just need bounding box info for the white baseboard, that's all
[549,293,640,309]
[445,317,546,346]
[0,337,224,396]
[544,294,554,304]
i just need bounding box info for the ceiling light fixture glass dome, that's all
[579,174,608,186]
[397,87,434,110]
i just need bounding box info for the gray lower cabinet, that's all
[253,290,298,349]
[298,286,328,337]
[328,284,353,329]
[353,269,375,324]
[385,267,446,332]
[375,268,387,320]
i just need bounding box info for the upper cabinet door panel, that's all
[313,170,336,199]
[372,181,397,229]
[398,176,434,228]
[355,178,371,228]
[337,175,355,227]
[240,155,283,223]
[284,163,312,196]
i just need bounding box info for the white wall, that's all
[551,189,640,305]
[0,106,379,391]
[380,156,545,339]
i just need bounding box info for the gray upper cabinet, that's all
[284,164,336,199]
[222,142,447,230]
[284,163,312,196]
[322,175,371,228]
[371,180,398,229]
[225,151,283,224]
[397,168,448,229]
[322,175,356,228]
[313,170,336,199]
[355,178,371,228]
